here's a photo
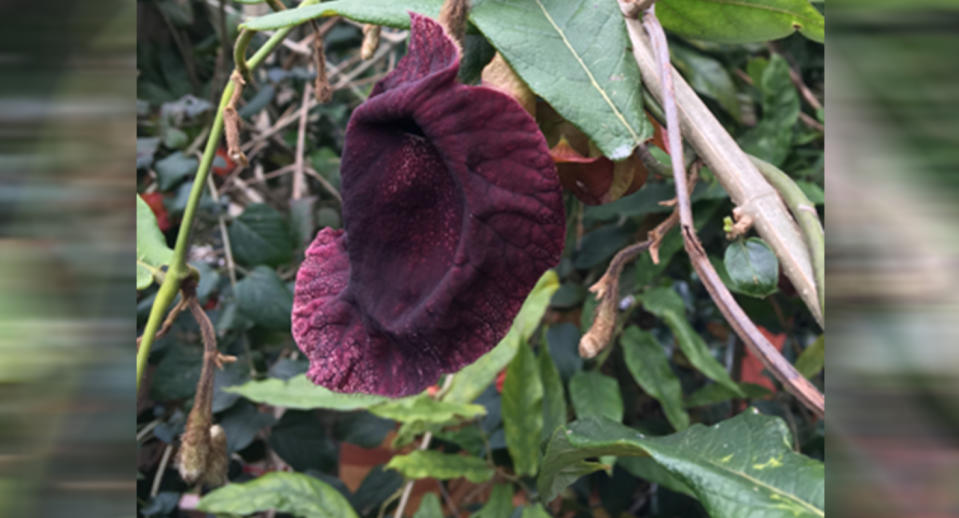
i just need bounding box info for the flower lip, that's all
[292,12,565,396]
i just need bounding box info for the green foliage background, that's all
[136,1,825,516]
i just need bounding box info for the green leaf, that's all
[196,472,358,518]
[413,493,443,518]
[470,0,650,159]
[154,151,198,190]
[657,0,825,44]
[723,238,780,298]
[136,195,173,290]
[443,270,559,403]
[537,426,611,502]
[386,450,494,483]
[538,412,824,517]
[369,394,485,423]
[538,344,568,443]
[520,503,552,518]
[569,371,623,422]
[618,456,694,497]
[472,483,514,518]
[225,374,391,410]
[502,341,543,476]
[670,44,742,122]
[641,287,745,396]
[685,381,772,408]
[235,266,293,330]
[229,203,294,267]
[795,335,824,378]
[621,327,690,431]
[245,0,651,159]
[740,55,800,166]
[240,0,442,31]
[269,411,338,472]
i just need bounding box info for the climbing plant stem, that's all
[137,0,319,392]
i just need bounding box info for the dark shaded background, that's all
[0,0,957,516]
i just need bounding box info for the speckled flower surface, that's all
[292,13,564,396]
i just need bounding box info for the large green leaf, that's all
[539,412,824,517]
[723,237,780,298]
[234,266,293,330]
[386,450,494,483]
[502,341,543,476]
[136,195,173,290]
[538,343,567,443]
[413,493,443,518]
[196,472,358,518]
[569,371,623,422]
[740,55,800,166]
[472,484,514,518]
[621,326,690,431]
[369,394,485,423]
[224,374,391,410]
[641,287,744,397]
[229,203,294,267]
[657,0,825,44]
[443,270,559,403]
[470,0,650,159]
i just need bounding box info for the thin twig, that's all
[150,444,174,498]
[293,83,311,201]
[618,0,822,328]
[393,376,454,518]
[639,5,824,417]
[205,174,238,288]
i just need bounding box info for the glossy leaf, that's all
[685,382,772,408]
[621,327,690,431]
[443,270,559,403]
[521,503,552,518]
[413,493,443,518]
[470,0,650,159]
[538,344,567,443]
[795,335,824,378]
[641,287,744,396]
[569,371,623,422]
[723,238,780,298]
[502,341,543,476]
[369,394,486,424]
[235,266,293,330]
[657,0,825,44]
[740,55,800,166]
[670,44,742,122]
[386,450,494,483]
[136,195,173,290]
[472,483,514,518]
[196,472,358,518]
[224,374,391,410]
[154,151,197,190]
[229,203,294,267]
[538,411,825,517]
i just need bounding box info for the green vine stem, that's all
[748,155,825,317]
[137,0,319,392]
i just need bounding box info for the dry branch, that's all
[633,4,824,417]
[617,0,823,329]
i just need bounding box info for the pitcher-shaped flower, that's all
[292,13,565,396]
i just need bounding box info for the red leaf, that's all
[739,326,785,392]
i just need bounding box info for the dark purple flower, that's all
[292,13,565,396]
